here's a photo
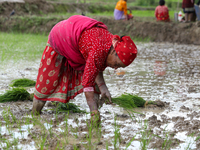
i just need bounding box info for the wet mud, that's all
[1,41,200,150]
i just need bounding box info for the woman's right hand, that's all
[95,71,112,104]
[99,84,112,104]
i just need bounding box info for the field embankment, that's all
[1,0,200,45]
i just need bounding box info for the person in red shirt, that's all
[155,0,170,22]
[182,0,195,22]
[32,15,137,121]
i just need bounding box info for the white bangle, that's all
[83,87,94,92]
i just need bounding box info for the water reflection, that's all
[153,60,167,76]
[0,42,200,149]
[103,42,200,110]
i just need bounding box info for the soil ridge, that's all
[1,0,200,45]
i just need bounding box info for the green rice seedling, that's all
[64,113,69,144]
[73,117,80,139]
[56,102,86,113]
[17,120,24,138]
[16,119,22,129]
[10,78,36,87]
[126,111,140,123]
[9,110,17,124]
[71,125,79,139]
[112,94,146,109]
[48,120,54,138]
[184,133,196,150]
[29,93,34,101]
[86,119,94,149]
[106,141,109,150]
[55,142,60,150]
[140,120,153,150]
[2,108,10,128]
[35,119,47,136]
[160,126,173,150]
[40,134,48,150]
[196,134,200,140]
[0,120,2,133]
[25,115,31,125]
[125,135,137,150]
[55,111,59,126]
[0,88,31,103]
[3,137,19,150]
[113,116,121,150]
[73,144,79,150]
[95,121,102,143]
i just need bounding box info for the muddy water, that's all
[0,42,200,149]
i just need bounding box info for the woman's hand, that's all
[84,92,101,126]
[95,72,112,104]
[99,84,112,104]
[84,91,98,111]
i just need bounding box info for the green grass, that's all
[50,8,179,19]
[0,32,47,62]
[0,31,151,66]
[44,9,179,20]
[45,0,182,9]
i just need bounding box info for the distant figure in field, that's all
[195,0,200,21]
[197,0,200,5]
[114,0,133,20]
[155,0,170,22]
[9,9,15,17]
[182,0,195,22]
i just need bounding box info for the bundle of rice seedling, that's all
[111,94,146,109]
[0,88,31,103]
[10,78,36,87]
[56,102,86,113]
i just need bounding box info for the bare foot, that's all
[32,98,46,115]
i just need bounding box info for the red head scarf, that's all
[112,35,137,66]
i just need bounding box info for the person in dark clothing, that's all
[182,0,195,22]
[197,0,200,5]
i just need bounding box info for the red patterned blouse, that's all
[78,27,113,88]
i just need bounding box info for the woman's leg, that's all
[32,98,46,115]
[185,13,189,21]
[94,93,100,108]
[188,13,194,21]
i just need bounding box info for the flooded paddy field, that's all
[0,42,200,150]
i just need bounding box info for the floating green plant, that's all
[0,88,31,103]
[10,78,36,87]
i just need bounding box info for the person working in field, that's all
[32,15,137,121]
[182,0,195,22]
[114,0,133,20]
[155,0,170,22]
